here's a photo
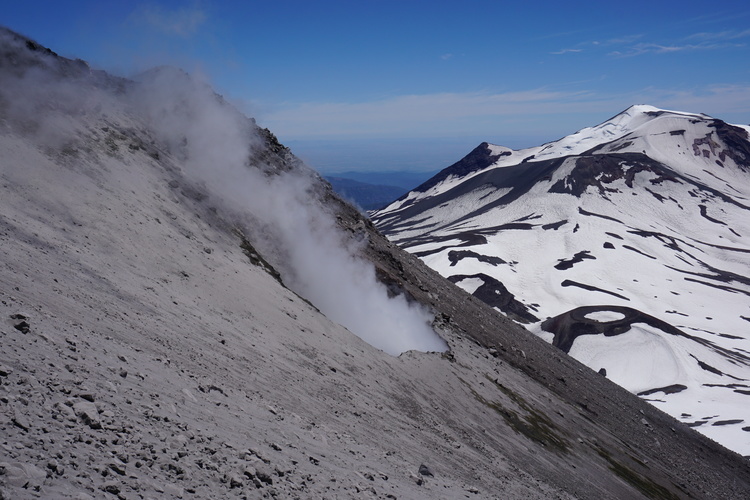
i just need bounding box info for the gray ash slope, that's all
[1,27,749,499]
[372,104,750,456]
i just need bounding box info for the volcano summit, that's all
[372,104,750,456]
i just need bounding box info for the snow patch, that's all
[584,311,627,322]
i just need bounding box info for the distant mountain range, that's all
[372,105,750,455]
[324,176,406,210]
[324,170,437,210]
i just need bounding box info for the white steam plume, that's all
[0,30,447,355]
[128,68,447,355]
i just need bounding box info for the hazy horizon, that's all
[286,136,532,175]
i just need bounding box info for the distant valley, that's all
[324,170,437,210]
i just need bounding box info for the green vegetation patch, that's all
[594,446,680,500]
[462,375,570,453]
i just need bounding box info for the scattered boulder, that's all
[10,314,29,334]
[254,463,274,485]
[73,401,102,429]
[418,463,434,477]
[228,474,243,489]
[55,402,78,422]
[0,461,46,488]
[99,480,120,495]
[77,392,96,402]
[162,483,184,497]
[108,460,127,476]
[47,459,64,476]
[11,407,31,431]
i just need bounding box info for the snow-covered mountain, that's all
[372,105,750,456]
[2,27,750,499]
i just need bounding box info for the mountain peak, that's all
[622,103,664,115]
[373,105,750,456]
[404,141,510,196]
[598,104,721,135]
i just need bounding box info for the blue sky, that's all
[4,1,750,173]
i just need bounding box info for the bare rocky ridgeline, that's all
[1,27,749,499]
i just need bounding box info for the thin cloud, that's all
[567,30,748,57]
[604,34,644,45]
[609,41,745,57]
[686,29,750,41]
[258,85,750,139]
[132,3,207,37]
[678,10,750,29]
[550,48,583,55]
[551,35,642,55]
[651,84,750,115]
[260,89,598,138]
[529,28,594,41]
